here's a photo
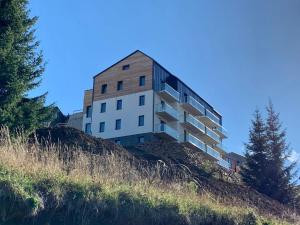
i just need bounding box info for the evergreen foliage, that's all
[0,0,53,133]
[241,102,298,205]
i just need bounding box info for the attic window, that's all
[122,64,130,70]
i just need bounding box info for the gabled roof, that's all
[93,50,153,79]
[92,50,222,118]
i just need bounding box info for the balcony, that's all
[184,134,206,152]
[156,103,178,121]
[214,143,227,153]
[155,123,178,140]
[206,145,221,161]
[181,96,205,116]
[213,125,228,139]
[180,114,205,135]
[199,109,221,128]
[158,83,180,102]
[217,158,231,170]
[200,127,220,145]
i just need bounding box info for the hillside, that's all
[0,127,298,225]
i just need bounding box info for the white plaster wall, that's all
[90,90,154,138]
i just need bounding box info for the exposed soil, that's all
[33,127,295,218]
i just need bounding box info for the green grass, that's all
[0,164,292,225]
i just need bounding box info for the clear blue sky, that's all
[29,0,300,160]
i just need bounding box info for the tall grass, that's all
[0,127,297,225]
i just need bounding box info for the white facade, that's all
[90,90,154,139]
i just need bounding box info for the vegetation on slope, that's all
[0,127,298,225]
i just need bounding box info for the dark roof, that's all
[93,50,221,117]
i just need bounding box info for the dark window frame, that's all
[115,119,121,130]
[86,106,92,118]
[85,123,91,134]
[101,84,107,94]
[139,95,145,106]
[138,115,145,127]
[99,122,105,133]
[100,102,106,113]
[139,76,146,86]
[122,64,130,70]
[117,81,123,91]
[116,99,122,110]
[138,136,145,144]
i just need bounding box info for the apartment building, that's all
[82,50,230,169]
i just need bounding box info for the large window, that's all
[139,76,145,86]
[85,123,91,134]
[138,115,144,127]
[99,122,105,133]
[116,99,122,110]
[101,84,107,94]
[100,102,106,113]
[117,81,123,91]
[86,106,92,118]
[115,119,121,130]
[139,95,145,106]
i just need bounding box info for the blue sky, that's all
[29,0,300,162]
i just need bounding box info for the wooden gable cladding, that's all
[93,51,153,101]
[83,89,93,113]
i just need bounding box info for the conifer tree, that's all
[240,110,269,193]
[0,0,53,133]
[264,101,297,204]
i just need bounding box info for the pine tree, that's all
[0,0,53,133]
[265,101,297,204]
[240,110,269,194]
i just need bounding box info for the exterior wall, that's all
[67,112,83,130]
[91,90,154,139]
[82,89,93,132]
[93,51,153,102]
[109,132,160,147]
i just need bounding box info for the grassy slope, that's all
[0,128,297,225]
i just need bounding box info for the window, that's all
[138,115,144,126]
[122,64,130,70]
[138,136,145,144]
[116,99,122,110]
[117,81,123,91]
[139,95,145,106]
[100,102,106,113]
[99,122,105,133]
[115,139,121,144]
[115,119,121,130]
[85,123,91,134]
[86,106,92,118]
[139,76,145,86]
[101,84,107,94]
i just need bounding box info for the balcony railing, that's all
[159,83,180,102]
[206,109,220,125]
[156,103,178,121]
[183,114,205,133]
[206,145,221,160]
[206,127,220,144]
[215,143,228,152]
[218,158,231,170]
[213,125,228,138]
[186,134,206,152]
[182,96,205,116]
[155,123,178,140]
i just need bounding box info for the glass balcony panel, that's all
[206,145,221,160]
[187,134,206,152]
[160,83,180,102]
[206,109,220,125]
[206,127,220,143]
[156,103,178,120]
[184,96,205,115]
[186,114,205,133]
[218,158,231,170]
[213,125,228,138]
[155,123,178,140]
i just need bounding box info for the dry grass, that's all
[0,127,298,225]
